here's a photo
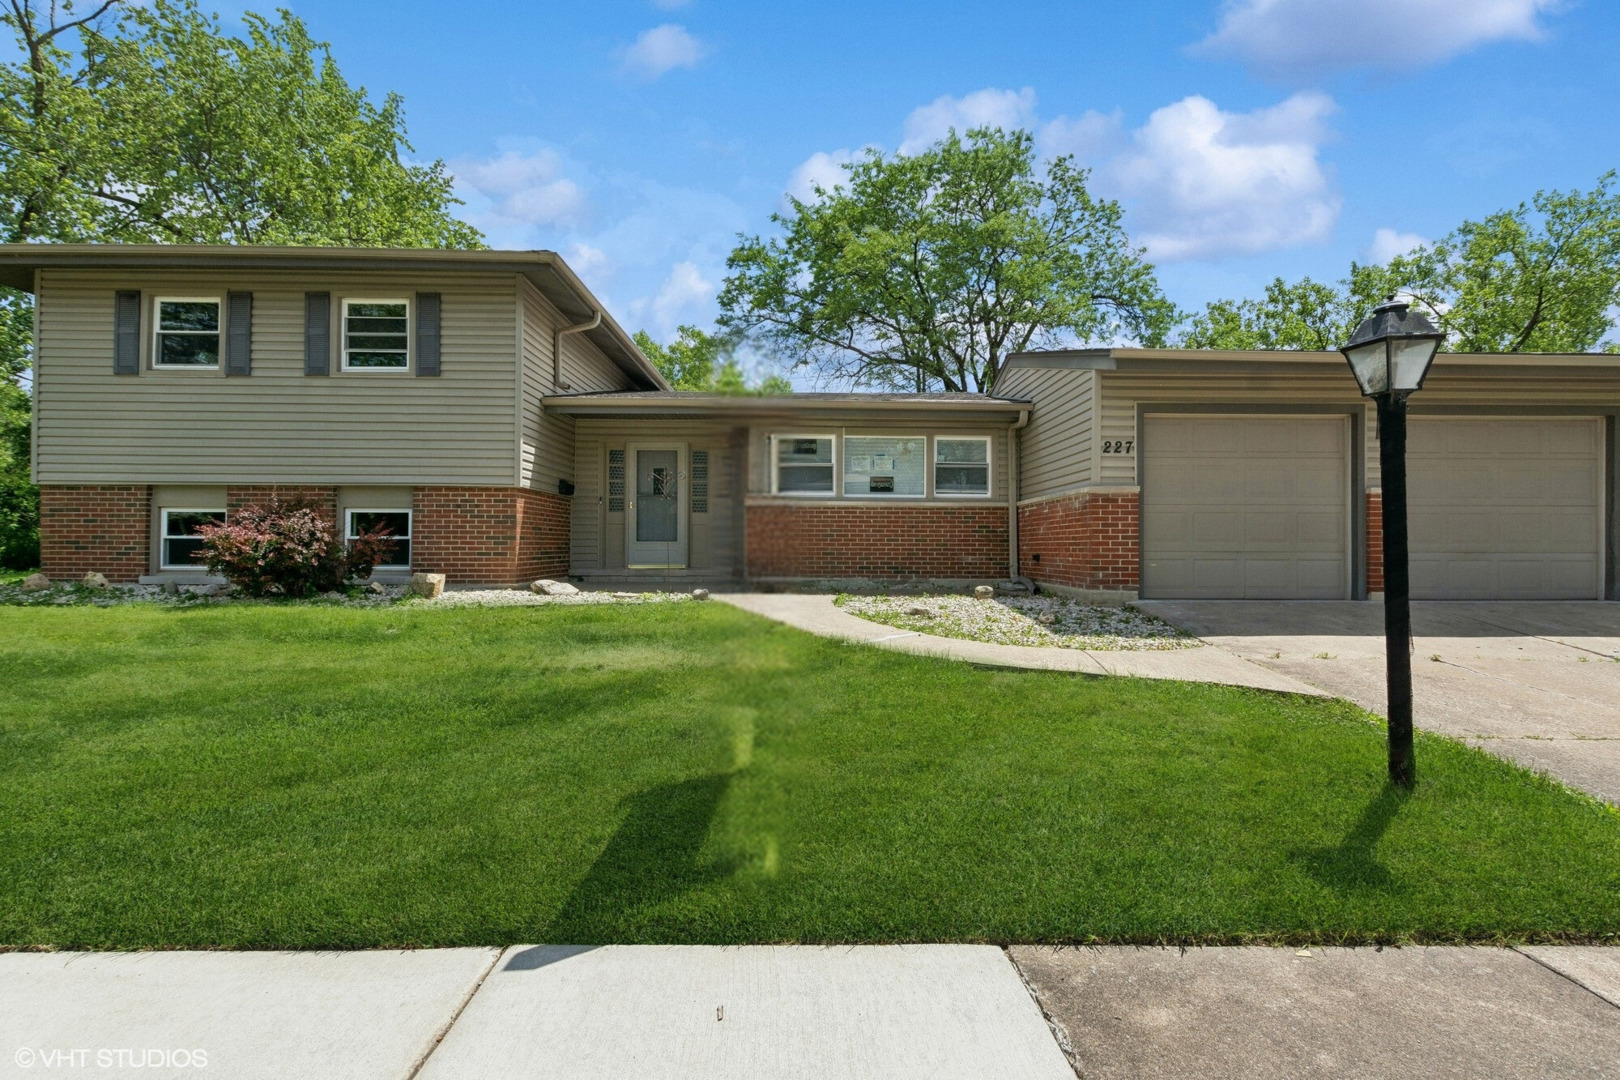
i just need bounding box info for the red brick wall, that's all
[1366,490,1383,594]
[39,485,151,582]
[227,486,338,519]
[745,503,1008,580]
[413,486,572,586]
[516,488,571,582]
[1017,490,1140,592]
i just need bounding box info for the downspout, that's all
[1008,408,1032,589]
[552,310,602,391]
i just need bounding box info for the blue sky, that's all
[265,2,1617,356]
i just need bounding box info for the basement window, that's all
[773,435,835,494]
[843,436,925,497]
[935,437,991,496]
[347,509,412,567]
[153,298,221,368]
[160,508,225,569]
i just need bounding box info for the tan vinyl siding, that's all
[519,278,636,493]
[993,366,1092,499]
[743,418,1011,500]
[35,269,520,485]
[1096,363,1620,490]
[572,418,745,574]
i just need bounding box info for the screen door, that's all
[625,444,688,568]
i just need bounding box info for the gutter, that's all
[553,310,602,391]
[1007,407,1032,588]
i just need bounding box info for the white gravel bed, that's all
[835,592,1197,651]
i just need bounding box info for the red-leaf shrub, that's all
[196,497,399,598]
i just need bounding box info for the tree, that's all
[1181,174,1620,353]
[0,0,481,247]
[719,127,1176,394]
[633,325,791,395]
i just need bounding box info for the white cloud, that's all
[566,242,613,280]
[1107,92,1340,261]
[1193,0,1559,79]
[899,87,1037,154]
[785,148,859,204]
[1366,228,1428,264]
[1039,109,1123,163]
[646,261,716,334]
[452,148,586,233]
[620,23,707,80]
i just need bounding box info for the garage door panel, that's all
[1407,418,1602,600]
[1143,416,1350,600]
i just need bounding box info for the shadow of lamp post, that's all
[1340,296,1444,787]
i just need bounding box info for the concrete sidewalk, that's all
[3,945,1617,1078]
[716,592,1323,696]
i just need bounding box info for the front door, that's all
[625,444,688,568]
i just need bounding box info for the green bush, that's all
[0,475,38,571]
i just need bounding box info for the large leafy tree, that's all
[633,326,791,395]
[1183,174,1620,353]
[0,0,483,567]
[719,128,1176,394]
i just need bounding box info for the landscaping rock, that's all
[529,579,580,596]
[203,583,233,597]
[973,585,995,600]
[407,572,446,599]
[1038,613,1057,626]
[20,573,50,592]
[366,582,386,595]
[691,588,710,601]
[82,572,109,589]
[162,581,179,595]
[905,605,933,617]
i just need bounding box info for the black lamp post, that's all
[1340,297,1443,787]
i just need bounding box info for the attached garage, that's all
[1408,417,1606,600]
[1141,415,1351,599]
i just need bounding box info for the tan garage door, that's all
[1408,418,1604,600]
[1142,415,1350,599]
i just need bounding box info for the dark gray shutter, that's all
[114,290,140,374]
[415,292,441,376]
[225,291,252,375]
[304,292,330,375]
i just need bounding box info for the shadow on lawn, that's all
[1293,782,1411,893]
[547,773,736,940]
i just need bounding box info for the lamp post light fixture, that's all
[1340,296,1444,787]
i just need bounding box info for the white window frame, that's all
[770,433,838,497]
[151,296,223,370]
[346,508,412,568]
[841,433,927,499]
[341,297,411,373]
[159,507,226,570]
[933,435,993,498]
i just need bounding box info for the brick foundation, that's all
[745,502,1009,580]
[1366,490,1383,594]
[413,486,571,586]
[39,485,151,582]
[1016,490,1140,593]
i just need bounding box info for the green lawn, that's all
[2,602,1618,950]
[0,568,35,585]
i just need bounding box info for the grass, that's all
[0,567,36,585]
[2,602,1618,950]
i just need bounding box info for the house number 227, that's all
[1101,440,1134,454]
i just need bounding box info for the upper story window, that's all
[773,435,835,494]
[154,298,221,368]
[343,299,409,371]
[935,437,991,496]
[843,435,925,497]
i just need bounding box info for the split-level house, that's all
[8,244,1619,601]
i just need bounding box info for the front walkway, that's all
[4,945,1616,1079]
[715,593,1323,696]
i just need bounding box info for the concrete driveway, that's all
[1136,601,1620,804]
